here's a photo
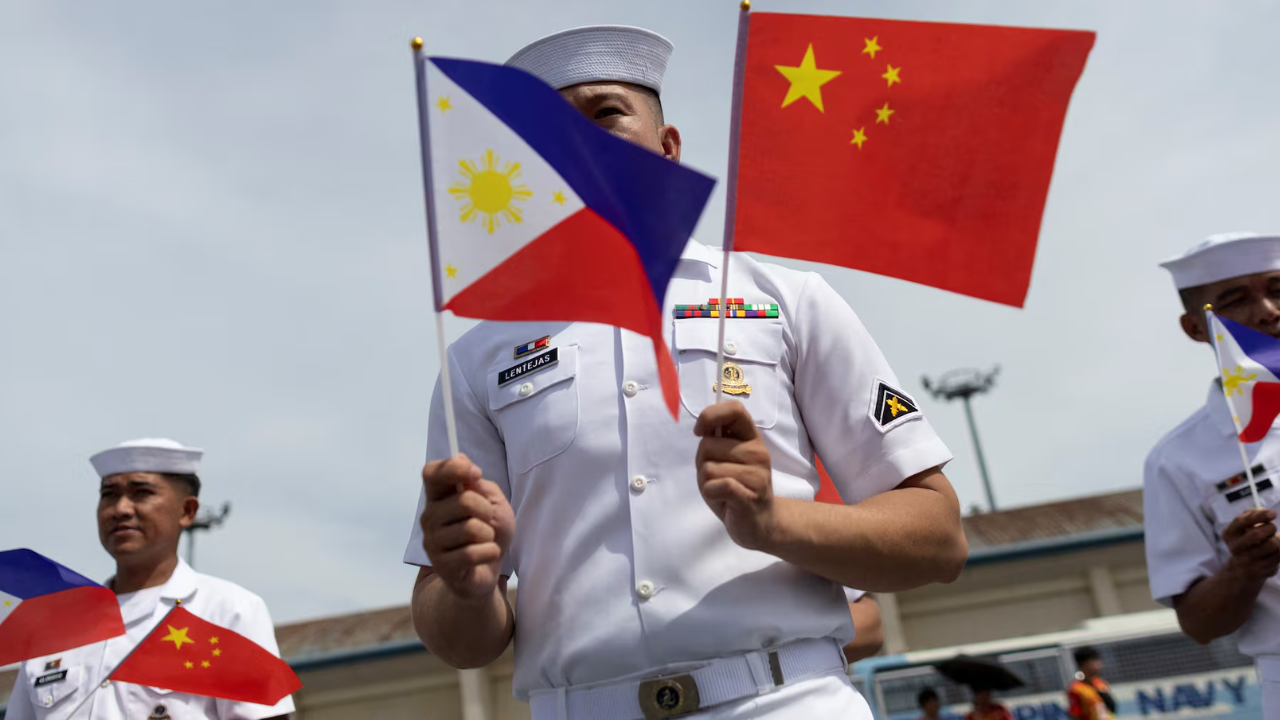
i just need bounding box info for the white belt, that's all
[528,638,846,720]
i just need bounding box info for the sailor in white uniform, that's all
[7,439,295,720]
[1145,232,1280,720]
[405,25,968,720]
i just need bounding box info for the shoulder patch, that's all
[869,378,921,432]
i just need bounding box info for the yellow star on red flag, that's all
[775,45,842,112]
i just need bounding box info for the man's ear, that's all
[659,124,681,162]
[1181,311,1211,344]
[180,496,200,529]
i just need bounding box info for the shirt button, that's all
[44,695,53,706]
[637,580,656,599]
[623,380,640,397]
[518,382,533,397]
[630,475,647,493]
[725,341,738,355]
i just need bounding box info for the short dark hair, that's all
[1074,646,1100,667]
[162,473,201,498]
[635,85,665,126]
[918,688,939,706]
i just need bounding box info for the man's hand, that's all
[1224,507,1280,581]
[694,401,776,551]
[420,454,515,600]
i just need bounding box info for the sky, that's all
[2,0,1279,625]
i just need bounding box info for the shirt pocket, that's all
[488,344,580,475]
[26,664,81,712]
[674,321,783,428]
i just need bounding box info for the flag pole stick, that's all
[67,604,182,719]
[714,0,751,405]
[1205,304,1264,509]
[412,37,460,458]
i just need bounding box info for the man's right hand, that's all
[420,454,515,600]
[1224,507,1280,581]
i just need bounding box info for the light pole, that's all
[921,366,1000,512]
[183,502,231,569]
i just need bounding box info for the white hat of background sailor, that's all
[90,438,204,478]
[505,25,674,93]
[1160,232,1280,290]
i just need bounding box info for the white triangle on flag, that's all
[426,61,587,306]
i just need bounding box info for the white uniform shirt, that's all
[404,241,952,699]
[7,559,295,720]
[1145,379,1280,659]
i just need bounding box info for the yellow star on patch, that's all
[552,190,566,206]
[875,102,895,125]
[445,264,458,279]
[161,626,194,651]
[436,96,452,113]
[882,64,903,87]
[850,127,868,149]
[863,36,882,59]
[886,395,909,417]
[184,661,194,669]
[775,44,842,112]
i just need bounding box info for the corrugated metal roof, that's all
[962,488,1143,550]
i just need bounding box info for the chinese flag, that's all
[734,14,1095,307]
[814,457,843,504]
[109,606,300,705]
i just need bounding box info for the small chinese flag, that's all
[734,13,1095,307]
[109,606,300,705]
[814,457,843,504]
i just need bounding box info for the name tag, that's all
[35,670,68,687]
[498,348,558,387]
[1226,478,1274,503]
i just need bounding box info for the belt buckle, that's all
[638,673,700,719]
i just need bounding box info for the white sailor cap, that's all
[90,438,204,479]
[1160,232,1280,290]
[506,25,674,94]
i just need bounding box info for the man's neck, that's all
[113,553,179,595]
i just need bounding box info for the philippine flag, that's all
[416,56,716,416]
[0,549,125,666]
[1210,314,1280,443]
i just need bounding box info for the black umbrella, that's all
[935,655,1026,691]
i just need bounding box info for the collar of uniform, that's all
[680,240,721,268]
[107,558,200,624]
[1205,378,1238,436]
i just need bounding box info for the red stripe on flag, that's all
[0,586,124,666]
[446,208,679,417]
[1241,382,1280,443]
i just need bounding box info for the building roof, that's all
[275,603,418,662]
[962,488,1143,551]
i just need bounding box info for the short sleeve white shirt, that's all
[1144,379,1280,659]
[7,559,295,720]
[404,242,952,698]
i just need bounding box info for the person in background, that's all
[918,687,943,720]
[965,687,1013,720]
[1066,646,1115,720]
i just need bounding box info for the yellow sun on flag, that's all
[448,149,533,234]
[1223,365,1258,396]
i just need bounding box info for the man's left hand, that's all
[694,401,777,551]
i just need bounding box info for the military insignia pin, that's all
[514,335,552,359]
[149,704,172,720]
[714,362,753,396]
[45,658,61,671]
[869,378,921,432]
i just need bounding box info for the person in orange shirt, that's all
[1067,647,1115,720]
